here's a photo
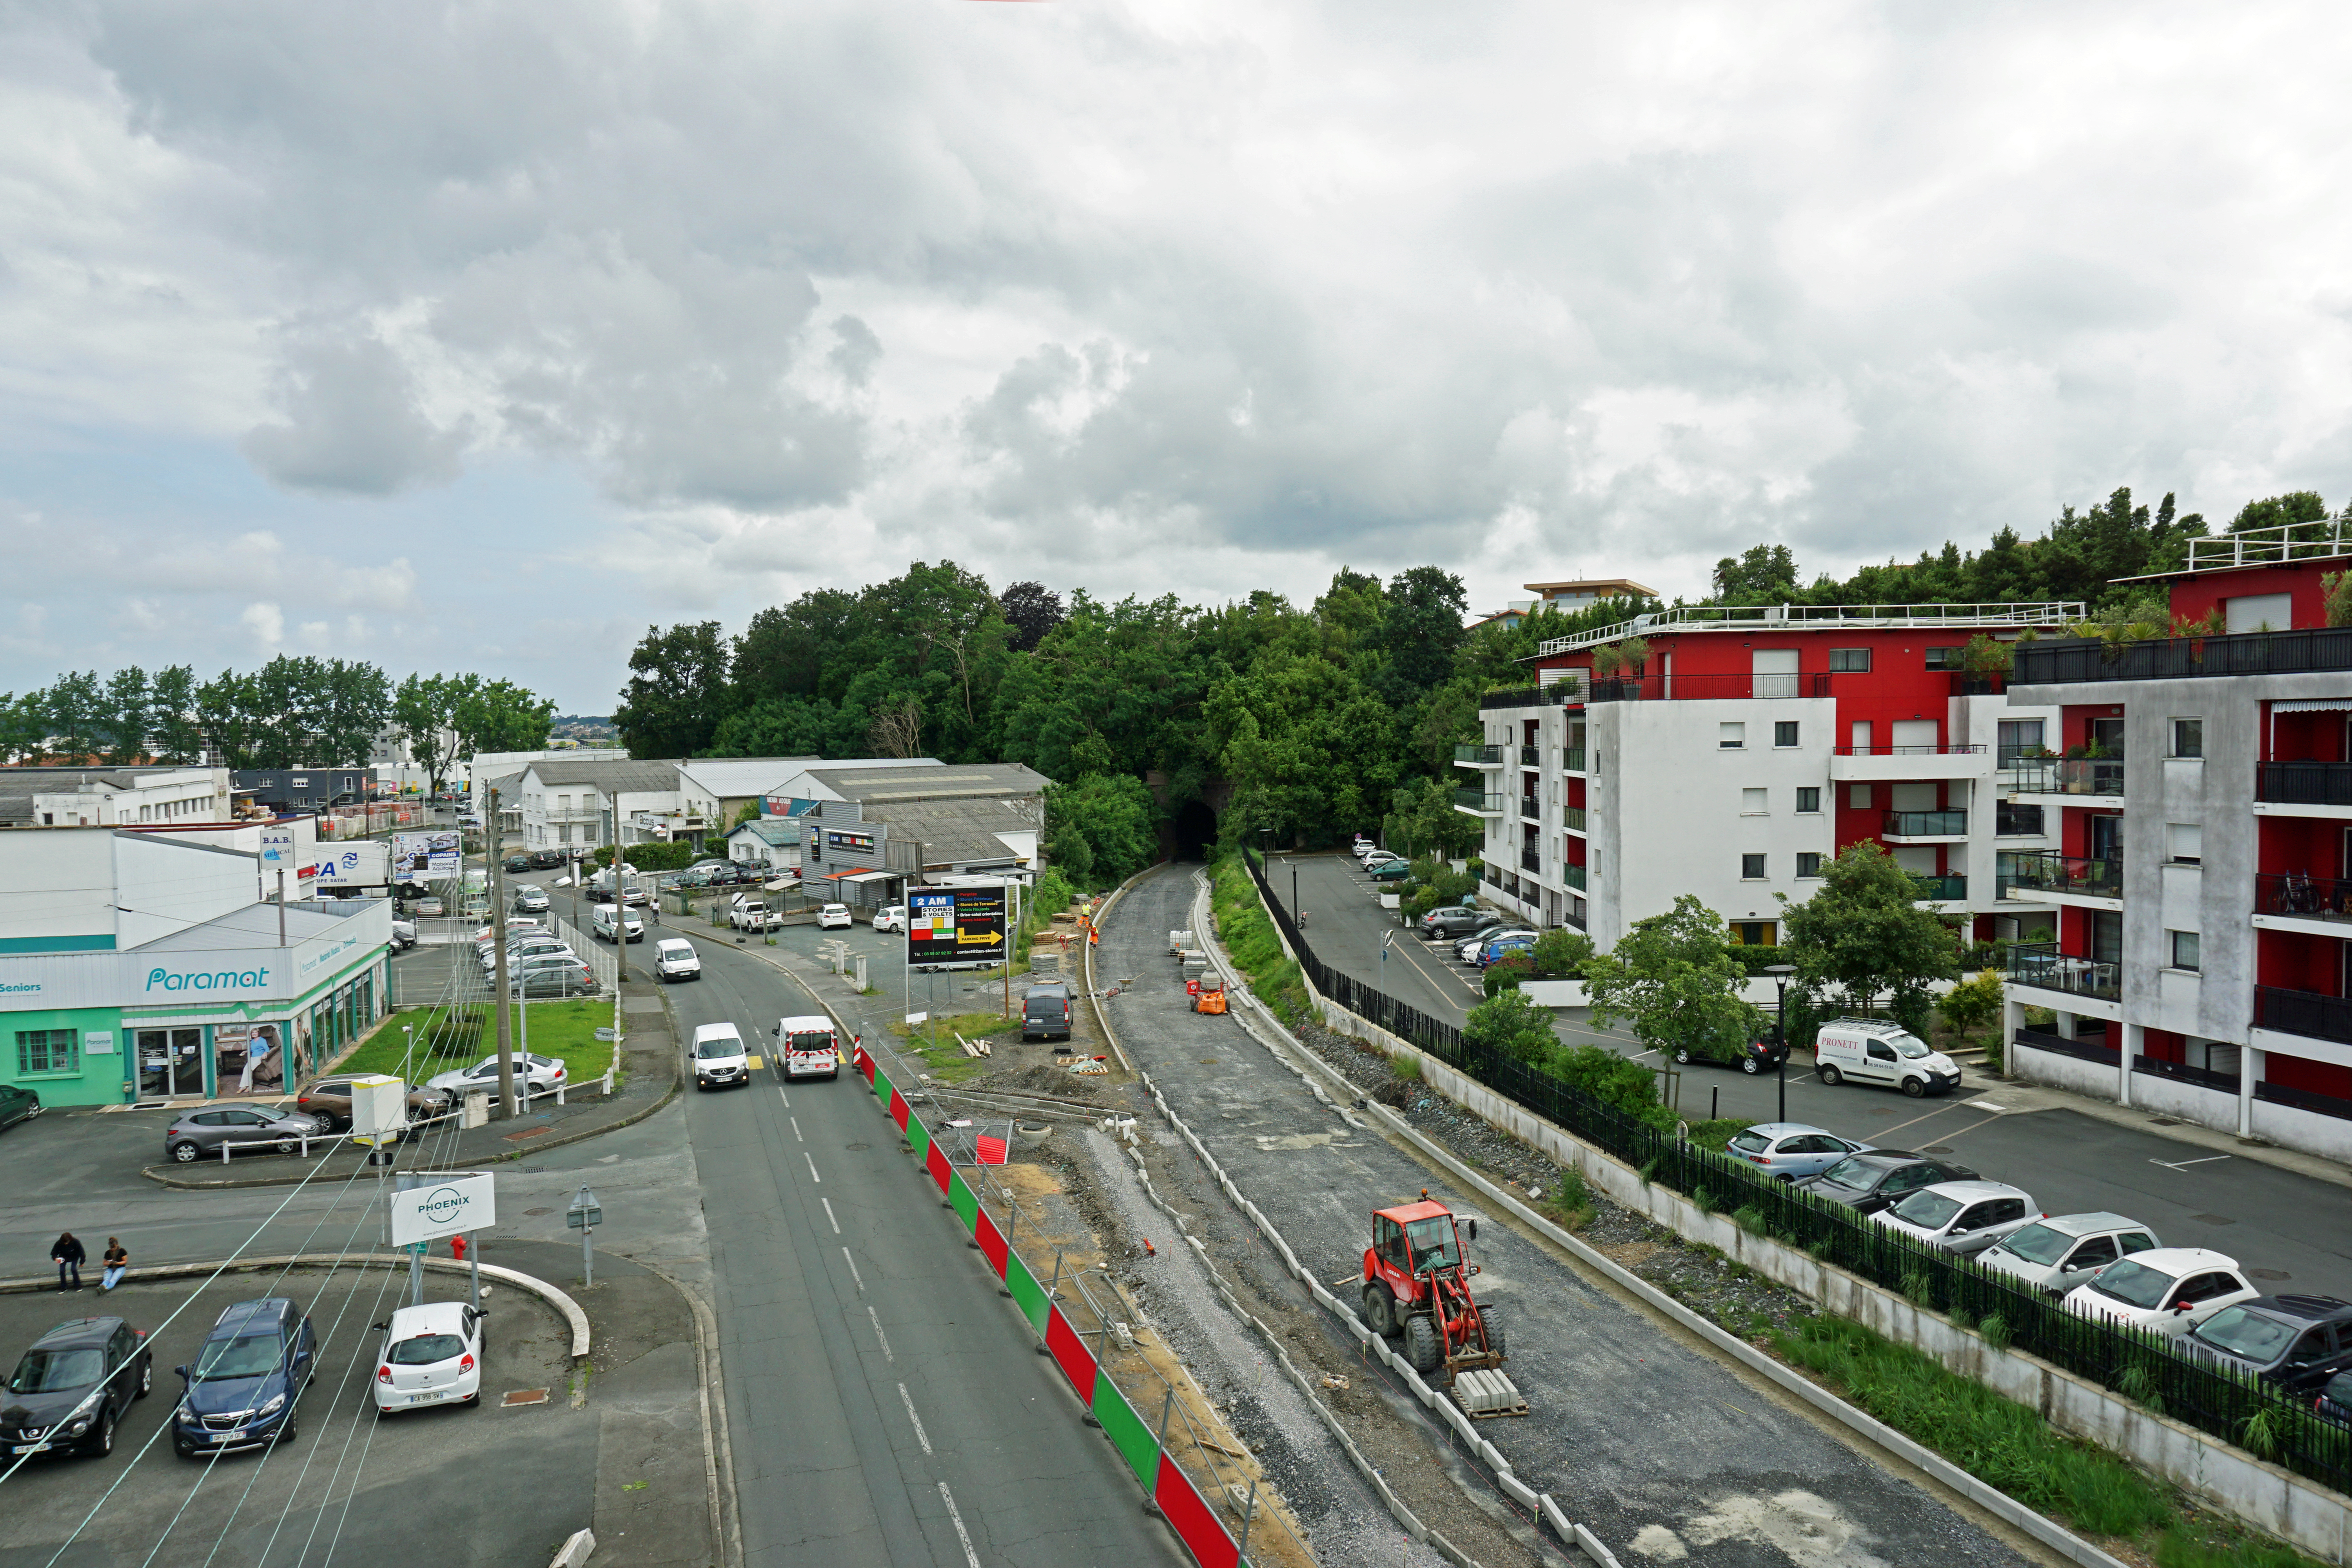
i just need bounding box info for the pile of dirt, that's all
[973,1062,1115,1103]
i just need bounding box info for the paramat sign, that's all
[145,963,274,995]
[908,887,1007,968]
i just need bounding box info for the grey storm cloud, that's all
[241,333,463,496]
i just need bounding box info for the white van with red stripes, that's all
[775,1015,841,1080]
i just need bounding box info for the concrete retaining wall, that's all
[2009,1041,2122,1100]
[2252,1098,2352,1164]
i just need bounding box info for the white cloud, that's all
[240,601,284,646]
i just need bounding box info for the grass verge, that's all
[887,1011,1024,1085]
[1215,854,1314,1027]
[345,1002,621,1089]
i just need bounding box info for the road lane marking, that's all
[843,1246,865,1292]
[1869,1101,1986,1143]
[778,1087,790,1107]
[822,1197,840,1233]
[938,1482,980,1568]
[791,1115,803,1142]
[869,1305,894,1362]
[806,1152,822,1183]
[2152,1154,2233,1171]
[898,1382,932,1454]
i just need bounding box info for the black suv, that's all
[1793,1149,1979,1214]
[1671,1034,1789,1075]
[2185,1295,2352,1392]
[172,1298,316,1458]
[2,1316,152,1458]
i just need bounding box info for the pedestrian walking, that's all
[101,1238,128,1292]
[51,1231,85,1292]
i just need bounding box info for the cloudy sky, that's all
[5,0,2349,710]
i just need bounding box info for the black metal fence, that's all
[2015,628,2352,685]
[1238,853,2352,1498]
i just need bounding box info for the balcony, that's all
[2004,758,2125,800]
[2254,985,2352,1047]
[2005,942,2121,1003]
[1561,806,1587,833]
[2013,624,2352,686]
[2254,871,2352,935]
[1520,746,1541,767]
[1520,849,1542,873]
[1452,744,1504,768]
[2005,851,2123,907]
[1519,797,1541,820]
[1562,863,1587,891]
[1561,746,1586,773]
[1453,789,1507,817]
[1586,672,1834,703]
[1829,743,1989,783]
[2257,761,2352,811]
[1910,872,1967,902]
[1882,809,1967,842]
[1541,600,2083,658]
[1481,686,1579,711]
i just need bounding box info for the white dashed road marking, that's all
[842,1246,865,1292]
[822,1196,840,1233]
[898,1381,932,1454]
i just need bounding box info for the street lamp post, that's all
[1764,963,1798,1123]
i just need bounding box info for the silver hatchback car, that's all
[163,1105,331,1164]
[1724,1123,1874,1182]
[1869,1180,2038,1256]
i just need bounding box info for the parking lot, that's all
[0,1265,589,1566]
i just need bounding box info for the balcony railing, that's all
[2133,1056,2240,1094]
[1519,797,1541,820]
[2005,758,2125,797]
[2258,761,2352,808]
[1586,672,1834,703]
[1910,872,1967,900]
[1561,747,1586,773]
[2004,941,2120,1001]
[1541,600,2083,656]
[1561,807,1586,832]
[1520,746,1541,766]
[2006,851,2123,899]
[2013,625,2352,685]
[1562,863,1586,891]
[1453,789,1506,814]
[1520,849,1541,873]
[1480,686,1579,711]
[2255,985,2352,1045]
[1452,743,1504,766]
[1835,743,1985,757]
[2011,1024,2120,1067]
[1884,809,1967,837]
[2256,871,2352,922]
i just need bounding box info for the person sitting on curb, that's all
[101,1237,129,1292]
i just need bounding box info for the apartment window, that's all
[1828,648,1871,673]
[1996,720,2043,765]
[1923,646,1962,670]
[1796,787,1821,814]
[1741,853,1768,880]
[1741,788,1768,815]
[1847,784,1873,809]
[16,1029,77,1075]
[1774,721,1800,748]
[2172,719,2203,759]
[1731,921,1777,946]
[1796,852,1824,878]
[2169,930,2201,972]
[2167,823,2202,865]
[558,824,573,845]
[1997,802,2045,836]
[1719,722,1746,750]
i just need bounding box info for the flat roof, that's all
[132,903,358,951]
[1523,578,1660,597]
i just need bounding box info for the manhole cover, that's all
[2248,1268,2292,1281]
[2192,1214,2235,1225]
[845,1142,870,1151]
[524,1207,553,1217]
[501,1388,551,1407]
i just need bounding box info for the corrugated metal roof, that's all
[864,795,1040,865]
[520,759,683,793]
[677,758,818,798]
[804,762,1048,804]
[133,904,354,951]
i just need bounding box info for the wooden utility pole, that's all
[490,784,516,1118]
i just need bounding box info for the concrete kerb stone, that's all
[631,1245,744,1568]
[0,1253,593,1363]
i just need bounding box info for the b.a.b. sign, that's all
[388,1173,496,1246]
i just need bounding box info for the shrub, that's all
[1528,927,1593,978]
[1482,953,1534,995]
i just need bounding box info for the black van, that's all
[1022,982,1073,1042]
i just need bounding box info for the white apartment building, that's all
[0,766,234,830]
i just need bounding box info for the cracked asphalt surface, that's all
[1100,865,2039,1568]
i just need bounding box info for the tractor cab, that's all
[1359,1197,1523,1412]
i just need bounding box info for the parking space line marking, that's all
[939,1482,981,1567]
[870,1305,895,1362]
[898,1381,933,1454]
[843,1246,865,1292]
[2152,1154,2233,1171]
[822,1197,840,1234]
[805,1152,822,1183]
[791,1115,803,1142]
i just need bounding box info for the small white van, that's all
[775,1015,841,1080]
[654,938,701,982]
[691,1022,750,1091]
[1812,1018,1962,1098]
[592,903,644,944]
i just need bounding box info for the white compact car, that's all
[373,1301,483,1414]
[691,1022,751,1091]
[654,938,701,982]
[872,905,908,934]
[1867,1180,2038,1256]
[1812,1017,1962,1098]
[1978,1213,2161,1298]
[777,1015,841,1080]
[2060,1247,2259,1338]
[816,904,853,930]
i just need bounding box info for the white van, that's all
[654,938,701,982]
[1812,1018,1962,1098]
[774,1015,841,1080]
[691,1022,750,1091]
[592,903,644,944]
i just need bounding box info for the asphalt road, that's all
[1105,865,2034,1568]
[1272,852,2352,1302]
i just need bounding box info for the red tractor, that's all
[1360,1198,1506,1376]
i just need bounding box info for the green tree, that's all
[101,667,150,763]
[454,679,557,756]
[45,671,102,762]
[1712,543,1798,601]
[1779,842,1961,1028]
[1581,895,1765,1063]
[1046,773,1158,887]
[1551,1043,1673,1128]
[1528,928,1593,977]
[1386,775,1479,861]
[394,673,474,796]
[2230,490,2329,536]
[708,694,869,758]
[196,669,262,769]
[147,666,202,764]
[615,621,733,758]
[1463,986,1559,1066]
[1938,969,2005,1049]
[0,692,49,764]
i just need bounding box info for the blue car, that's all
[172,1298,316,1459]
[1475,933,1539,968]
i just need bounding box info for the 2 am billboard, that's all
[907,887,1006,969]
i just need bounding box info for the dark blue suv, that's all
[171,1298,316,1459]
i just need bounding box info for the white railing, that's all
[2187,519,2352,571]
[1538,600,2085,656]
[551,916,620,992]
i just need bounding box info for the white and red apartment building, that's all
[1996,523,2352,1162]
[1464,600,2083,949]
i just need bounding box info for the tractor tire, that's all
[1483,1317,1507,1362]
[1361,1284,1396,1338]
[1404,1313,1443,1374]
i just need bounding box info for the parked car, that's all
[504,855,532,874]
[817,904,853,929]
[2182,1296,2352,1391]
[512,886,550,914]
[1812,1017,1963,1098]
[1022,983,1074,1042]
[730,900,784,933]
[1368,860,1416,883]
[2060,1248,2259,1338]
[530,849,566,869]
[1723,1123,1870,1181]
[410,896,446,918]
[1671,1032,1787,1074]
[1977,1213,2161,1298]
[425,1053,567,1099]
[294,1077,451,1132]
[776,1016,842,1079]
[873,905,909,934]
[389,919,417,952]
[163,1105,331,1164]
[1791,1149,1979,1215]
[506,958,597,998]
[1869,1180,2039,1256]
[171,1298,316,1457]
[1419,906,1490,938]
[481,936,573,972]
[372,1300,484,1416]
[691,1023,751,1090]
[654,937,701,982]
[1473,932,1538,967]
[2317,1369,2352,1429]
[1,1315,151,1458]
[591,904,644,944]
[0,1083,42,1134]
